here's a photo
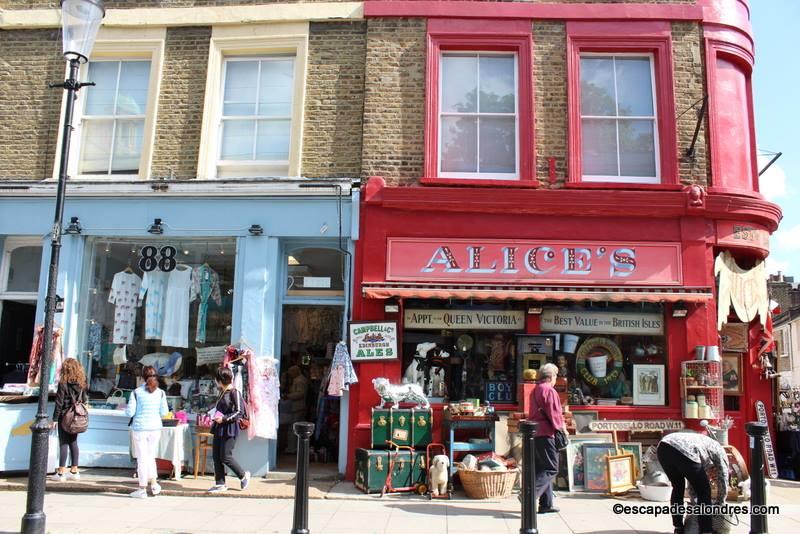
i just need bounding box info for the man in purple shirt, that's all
[528,363,566,513]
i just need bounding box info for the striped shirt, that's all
[126,385,168,432]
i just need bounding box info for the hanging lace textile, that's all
[327,341,358,397]
[27,325,64,389]
[714,251,769,329]
[224,345,279,440]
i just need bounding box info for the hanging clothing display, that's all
[108,270,142,345]
[27,325,64,388]
[160,265,195,348]
[192,264,222,343]
[715,251,769,329]
[233,348,279,441]
[139,270,169,340]
[327,341,358,396]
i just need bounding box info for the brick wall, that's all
[302,21,366,179]
[672,21,708,186]
[361,18,426,185]
[533,21,567,186]
[0,29,63,180]
[150,26,211,180]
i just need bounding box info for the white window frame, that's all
[198,23,309,180]
[579,52,660,184]
[437,51,520,181]
[53,28,166,181]
[0,238,43,321]
[218,56,295,167]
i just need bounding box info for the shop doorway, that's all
[276,305,343,476]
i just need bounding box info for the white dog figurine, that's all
[372,377,430,409]
[429,455,450,496]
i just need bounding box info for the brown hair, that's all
[142,365,159,393]
[60,358,87,389]
[215,366,233,386]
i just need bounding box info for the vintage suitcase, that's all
[412,451,428,487]
[411,408,432,448]
[371,409,391,448]
[371,408,414,448]
[354,448,389,494]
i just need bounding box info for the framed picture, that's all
[632,364,665,405]
[722,353,743,395]
[617,442,643,480]
[516,335,555,379]
[565,434,613,492]
[554,449,570,491]
[572,410,599,433]
[584,443,616,492]
[720,323,748,352]
[607,453,636,494]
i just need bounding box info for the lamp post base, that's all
[21,512,46,534]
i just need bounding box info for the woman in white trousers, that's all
[126,366,168,498]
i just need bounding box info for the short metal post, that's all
[520,420,539,534]
[291,422,314,534]
[746,422,768,534]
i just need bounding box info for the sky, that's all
[751,1,800,278]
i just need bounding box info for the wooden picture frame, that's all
[722,352,743,395]
[565,434,613,492]
[632,364,665,405]
[571,410,599,433]
[617,442,643,480]
[720,323,748,352]
[607,452,636,494]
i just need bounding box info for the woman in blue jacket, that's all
[126,366,168,498]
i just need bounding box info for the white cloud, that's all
[766,256,791,277]
[757,154,787,200]
[774,224,800,252]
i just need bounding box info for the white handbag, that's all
[112,345,127,365]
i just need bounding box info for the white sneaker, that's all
[207,484,228,493]
[150,482,162,496]
[68,471,80,481]
[129,488,148,499]
[50,473,65,482]
[240,472,251,491]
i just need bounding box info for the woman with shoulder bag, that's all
[207,366,250,493]
[528,363,566,514]
[126,366,168,498]
[51,358,89,481]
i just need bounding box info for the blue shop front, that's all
[0,180,357,476]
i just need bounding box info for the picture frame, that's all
[722,352,743,395]
[606,452,637,494]
[583,443,616,492]
[720,323,748,352]
[632,364,666,405]
[516,335,555,380]
[571,410,599,433]
[565,434,613,491]
[617,442,643,480]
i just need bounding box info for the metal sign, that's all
[349,321,398,362]
[588,420,685,432]
[541,310,664,335]
[754,400,779,479]
[404,309,525,331]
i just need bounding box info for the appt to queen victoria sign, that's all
[386,238,683,285]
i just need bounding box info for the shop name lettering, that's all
[408,312,521,327]
[549,314,662,330]
[421,245,636,277]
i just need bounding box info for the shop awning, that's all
[362,282,713,303]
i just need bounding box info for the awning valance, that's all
[362,282,713,303]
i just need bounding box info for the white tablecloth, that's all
[130,424,192,480]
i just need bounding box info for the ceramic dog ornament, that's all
[372,377,430,409]
[429,455,450,496]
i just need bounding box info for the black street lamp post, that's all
[20,2,105,533]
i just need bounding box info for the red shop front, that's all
[345,177,780,480]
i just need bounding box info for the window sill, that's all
[565,181,682,191]
[421,177,539,188]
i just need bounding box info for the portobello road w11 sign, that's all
[386,238,682,285]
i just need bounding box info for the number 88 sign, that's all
[139,245,178,272]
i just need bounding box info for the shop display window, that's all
[80,238,235,410]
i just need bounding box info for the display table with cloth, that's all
[130,423,192,480]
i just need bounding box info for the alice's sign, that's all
[404,309,525,331]
[349,321,398,362]
[589,420,685,432]
[386,238,682,285]
[541,310,664,335]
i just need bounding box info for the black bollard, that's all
[745,422,768,534]
[520,420,539,534]
[291,422,315,534]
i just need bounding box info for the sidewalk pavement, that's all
[1,471,799,533]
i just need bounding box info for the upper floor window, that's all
[219,57,295,164]
[439,53,518,179]
[424,19,534,185]
[580,54,658,183]
[79,60,151,175]
[567,21,677,187]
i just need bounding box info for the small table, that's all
[443,413,499,476]
[130,423,192,480]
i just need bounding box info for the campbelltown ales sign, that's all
[349,321,399,361]
[404,309,525,330]
[386,238,682,285]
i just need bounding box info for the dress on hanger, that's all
[108,270,142,345]
[139,270,169,340]
[161,265,195,348]
[192,264,221,343]
[327,341,358,396]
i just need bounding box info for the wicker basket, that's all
[457,465,518,499]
